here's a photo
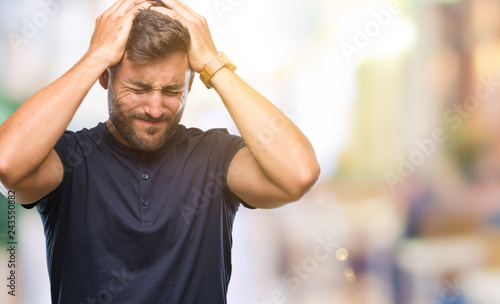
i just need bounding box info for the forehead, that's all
[115,52,190,86]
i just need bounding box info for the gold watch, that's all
[199,52,237,89]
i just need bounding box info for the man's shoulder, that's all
[180,124,232,135]
[173,124,244,155]
[59,122,106,137]
[51,123,111,161]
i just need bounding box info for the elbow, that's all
[0,160,10,188]
[286,160,321,202]
[0,160,20,191]
[298,161,321,196]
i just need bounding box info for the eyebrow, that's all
[126,80,185,91]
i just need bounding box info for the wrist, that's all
[76,51,113,83]
[199,52,237,89]
[83,48,119,72]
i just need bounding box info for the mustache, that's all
[131,112,173,122]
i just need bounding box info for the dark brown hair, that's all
[125,8,191,63]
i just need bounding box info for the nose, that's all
[144,90,164,119]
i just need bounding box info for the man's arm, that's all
[215,71,320,208]
[153,1,321,209]
[0,0,154,204]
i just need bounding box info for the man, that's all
[0,0,320,302]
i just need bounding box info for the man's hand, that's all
[151,0,218,72]
[0,0,159,203]
[89,0,155,68]
[148,1,319,208]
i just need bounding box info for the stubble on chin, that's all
[114,115,179,152]
[107,76,186,152]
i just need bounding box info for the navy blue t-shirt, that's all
[26,122,248,303]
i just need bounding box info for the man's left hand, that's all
[151,0,218,72]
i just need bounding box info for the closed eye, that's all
[163,90,183,96]
[124,80,152,94]
[130,88,148,94]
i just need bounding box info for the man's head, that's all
[99,8,193,152]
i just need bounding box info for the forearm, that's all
[148,0,319,204]
[0,52,107,187]
[211,68,320,196]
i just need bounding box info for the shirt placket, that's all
[138,152,153,227]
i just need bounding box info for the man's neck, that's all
[106,119,135,149]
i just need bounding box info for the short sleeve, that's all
[211,129,255,210]
[21,131,75,213]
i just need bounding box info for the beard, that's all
[107,85,184,152]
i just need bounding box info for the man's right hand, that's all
[0,0,155,204]
[88,0,155,68]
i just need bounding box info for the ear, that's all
[99,69,110,90]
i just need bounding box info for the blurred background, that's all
[2,0,500,303]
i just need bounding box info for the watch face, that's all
[199,72,211,88]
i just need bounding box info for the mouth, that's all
[136,118,167,127]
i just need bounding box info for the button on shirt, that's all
[27,122,248,304]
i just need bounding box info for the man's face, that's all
[105,52,192,152]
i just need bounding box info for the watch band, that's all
[200,52,237,89]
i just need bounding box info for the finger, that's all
[150,6,190,24]
[132,1,155,16]
[101,0,124,17]
[158,0,202,22]
[101,0,150,18]
[167,0,201,18]
[114,0,155,16]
